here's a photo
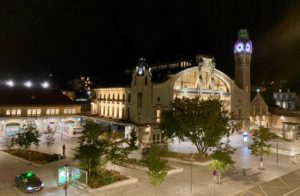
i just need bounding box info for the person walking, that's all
[62,144,66,157]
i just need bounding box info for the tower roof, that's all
[238,29,249,41]
[137,58,148,68]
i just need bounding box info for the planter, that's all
[0,150,65,167]
[88,175,138,193]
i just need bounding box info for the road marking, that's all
[259,185,268,196]
[283,186,300,196]
[279,177,290,188]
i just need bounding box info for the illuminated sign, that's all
[58,167,69,185]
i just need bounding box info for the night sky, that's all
[0,0,300,88]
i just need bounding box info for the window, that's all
[137,93,142,107]
[64,108,76,114]
[128,93,131,103]
[47,108,59,115]
[37,109,41,116]
[17,109,21,116]
[156,109,161,123]
[6,110,10,115]
[27,108,41,116]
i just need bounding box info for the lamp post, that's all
[61,119,64,144]
[276,138,279,165]
[190,153,194,193]
[63,166,68,196]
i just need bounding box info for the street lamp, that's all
[24,81,33,88]
[5,80,14,87]
[61,119,64,144]
[190,153,194,193]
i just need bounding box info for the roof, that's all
[0,88,79,106]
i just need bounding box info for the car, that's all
[15,172,44,193]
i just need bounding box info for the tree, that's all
[249,126,277,170]
[209,138,236,184]
[105,132,127,171]
[160,96,232,158]
[143,145,167,195]
[73,120,109,177]
[15,120,40,161]
[43,125,55,156]
[128,128,138,151]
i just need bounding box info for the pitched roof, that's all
[0,88,78,106]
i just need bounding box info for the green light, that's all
[26,172,33,178]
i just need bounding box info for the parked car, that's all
[15,172,44,193]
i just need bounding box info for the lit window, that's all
[17,109,21,116]
[72,109,76,114]
[156,109,161,123]
[27,109,32,116]
[64,109,68,114]
[46,109,51,115]
[12,109,16,115]
[37,109,41,116]
[6,110,10,115]
[32,109,36,115]
[51,109,55,114]
[55,109,59,115]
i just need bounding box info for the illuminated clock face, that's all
[245,41,252,53]
[234,42,244,53]
[234,40,253,54]
[137,66,144,76]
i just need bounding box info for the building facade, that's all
[0,88,82,138]
[91,29,252,144]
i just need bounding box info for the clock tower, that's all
[234,29,252,92]
[234,29,252,119]
[130,58,153,124]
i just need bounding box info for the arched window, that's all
[137,93,142,107]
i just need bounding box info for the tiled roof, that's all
[0,88,78,106]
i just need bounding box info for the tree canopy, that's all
[159,96,232,158]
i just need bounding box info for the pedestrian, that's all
[62,144,66,157]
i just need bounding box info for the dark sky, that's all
[0,0,300,88]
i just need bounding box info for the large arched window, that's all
[173,69,231,109]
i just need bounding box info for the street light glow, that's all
[41,81,49,88]
[24,81,33,88]
[5,80,14,87]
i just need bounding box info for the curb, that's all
[117,162,183,175]
[88,175,138,193]
[165,157,212,166]
[0,150,65,167]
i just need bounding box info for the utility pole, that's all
[276,138,279,165]
[190,153,194,193]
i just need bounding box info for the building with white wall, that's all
[91,29,252,144]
